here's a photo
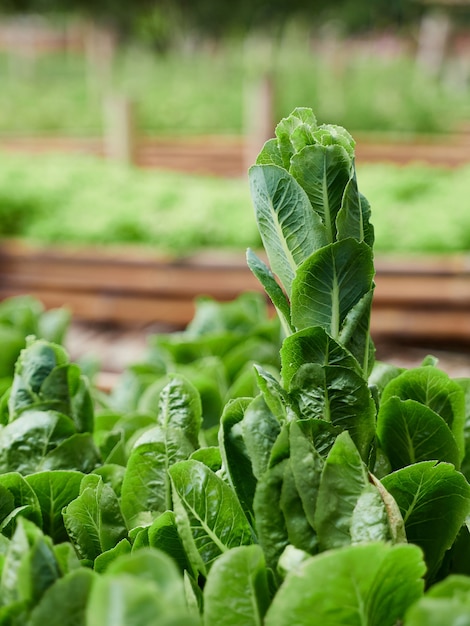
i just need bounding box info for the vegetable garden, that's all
[1,107,470,624]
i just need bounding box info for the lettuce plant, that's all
[1,108,470,624]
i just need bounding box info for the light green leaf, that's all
[28,567,95,626]
[246,248,293,334]
[63,475,127,561]
[265,542,425,626]
[120,427,194,529]
[291,238,374,339]
[169,460,254,576]
[289,363,376,461]
[314,431,368,550]
[336,172,374,246]
[94,539,132,573]
[249,164,327,295]
[290,144,352,243]
[25,470,83,542]
[157,374,202,449]
[219,398,257,520]
[204,545,270,626]
[0,409,76,474]
[281,326,361,389]
[241,394,281,480]
[405,575,470,626]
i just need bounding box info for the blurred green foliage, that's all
[1,151,470,255]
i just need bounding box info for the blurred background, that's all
[1,0,470,379]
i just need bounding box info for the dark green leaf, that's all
[314,431,368,550]
[381,367,466,460]
[28,567,95,626]
[241,394,281,480]
[253,460,289,573]
[265,542,425,626]
[382,461,470,581]
[291,238,374,339]
[63,475,127,561]
[120,428,194,529]
[289,363,376,461]
[377,397,460,470]
[219,397,257,520]
[246,248,293,333]
[204,545,270,626]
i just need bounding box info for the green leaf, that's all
[280,459,318,554]
[120,428,194,529]
[265,542,425,626]
[169,460,254,576]
[382,461,470,581]
[249,164,327,295]
[336,172,374,246]
[241,394,281,480]
[157,374,202,449]
[94,539,132,573]
[219,398,257,520]
[377,397,461,470]
[253,365,288,423]
[42,433,101,473]
[289,420,324,530]
[381,366,466,460]
[289,143,352,243]
[87,549,197,626]
[28,567,95,626]
[314,431,368,550]
[338,289,375,376]
[0,410,76,474]
[289,363,376,461]
[291,238,374,339]
[405,575,470,626]
[246,248,293,334]
[204,545,270,626]
[350,483,393,544]
[0,472,42,532]
[146,510,192,575]
[253,460,289,573]
[63,475,127,561]
[281,326,361,389]
[25,470,83,542]
[8,339,68,419]
[1,518,60,607]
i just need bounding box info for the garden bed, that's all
[2,239,470,345]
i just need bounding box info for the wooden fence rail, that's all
[1,240,470,344]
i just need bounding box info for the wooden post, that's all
[416,10,452,76]
[103,95,136,166]
[243,74,275,173]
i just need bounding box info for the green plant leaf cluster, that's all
[2,108,470,623]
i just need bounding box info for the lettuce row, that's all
[0,109,470,624]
